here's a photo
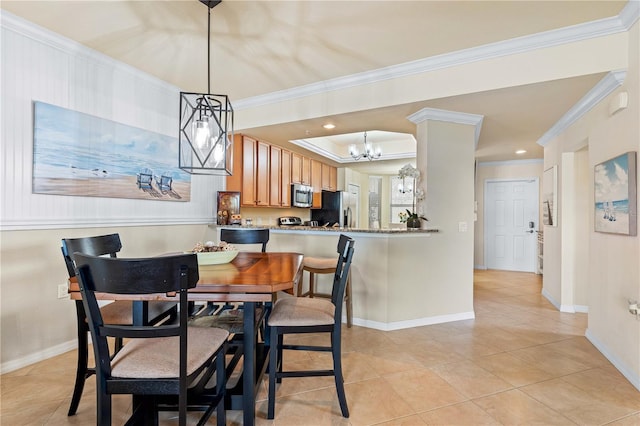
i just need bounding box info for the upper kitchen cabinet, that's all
[269,146,291,207]
[321,163,337,191]
[291,152,311,185]
[228,135,270,207]
[310,159,322,208]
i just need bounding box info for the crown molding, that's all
[620,0,640,29]
[537,70,626,147]
[407,107,484,148]
[234,9,632,111]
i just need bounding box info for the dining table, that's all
[69,251,304,426]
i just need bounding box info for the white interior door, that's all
[485,179,539,272]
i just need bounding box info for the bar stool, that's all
[297,256,353,327]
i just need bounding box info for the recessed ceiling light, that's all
[323,123,335,130]
[515,149,527,154]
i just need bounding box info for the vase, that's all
[406,217,421,229]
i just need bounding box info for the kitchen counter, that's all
[205,224,472,331]
[213,224,438,234]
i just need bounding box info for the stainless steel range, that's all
[278,216,302,226]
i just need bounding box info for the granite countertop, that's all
[213,224,438,234]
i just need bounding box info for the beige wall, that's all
[474,161,544,268]
[0,225,210,370]
[543,21,640,389]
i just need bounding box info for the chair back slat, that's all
[74,253,198,295]
[220,228,269,252]
[61,233,122,277]
[330,235,355,317]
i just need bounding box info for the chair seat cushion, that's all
[100,301,175,325]
[110,327,228,379]
[268,297,335,327]
[302,256,336,270]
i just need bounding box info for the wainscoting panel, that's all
[1,12,222,230]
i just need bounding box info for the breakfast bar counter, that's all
[208,225,473,332]
[215,224,439,234]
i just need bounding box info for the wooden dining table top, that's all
[68,251,304,303]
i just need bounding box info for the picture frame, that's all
[32,101,190,201]
[543,165,557,226]
[594,152,637,236]
[216,191,240,225]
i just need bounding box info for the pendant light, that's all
[179,0,234,175]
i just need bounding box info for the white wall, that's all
[543,21,640,390]
[0,14,224,371]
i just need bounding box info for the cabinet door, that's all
[291,152,302,184]
[321,163,331,190]
[301,156,311,185]
[281,149,291,207]
[255,140,270,206]
[225,134,243,192]
[241,136,257,206]
[311,159,323,208]
[269,146,282,206]
[329,166,337,191]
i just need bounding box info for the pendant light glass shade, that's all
[178,0,233,175]
[179,92,234,175]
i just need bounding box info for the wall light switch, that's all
[458,221,468,232]
[58,283,69,299]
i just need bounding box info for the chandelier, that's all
[179,0,234,175]
[348,132,382,161]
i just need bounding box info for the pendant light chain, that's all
[207,6,211,94]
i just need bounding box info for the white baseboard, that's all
[1,339,77,374]
[351,311,476,331]
[574,305,589,313]
[586,328,640,392]
[475,265,488,270]
[542,288,561,310]
[542,289,588,314]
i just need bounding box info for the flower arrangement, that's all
[398,164,427,228]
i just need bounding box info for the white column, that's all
[408,108,483,315]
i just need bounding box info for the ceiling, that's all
[1,0,629,172]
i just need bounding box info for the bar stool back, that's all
[297,256,352,327]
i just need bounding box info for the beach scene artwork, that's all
[594,151,637,236]
[33,101,190,201]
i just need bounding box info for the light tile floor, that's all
[2,270,639,425]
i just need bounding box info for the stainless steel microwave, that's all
[291,183,313,208]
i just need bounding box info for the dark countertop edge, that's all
[210,224,439,234]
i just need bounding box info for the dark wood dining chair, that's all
[61,234,177,416]
[267,234,355,419]
[220,228,269,252]
[74,252,228,426]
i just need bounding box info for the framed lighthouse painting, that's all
[594,152,637,236]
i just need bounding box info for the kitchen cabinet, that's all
[241,136,270,206]
[321,163,337,191]
[291,152,302,184]
[311,159,322,208]
[228,133,335,209]
[291,152,311,185]
[269,146,291,207]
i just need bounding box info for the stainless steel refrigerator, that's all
[311,190,357,228]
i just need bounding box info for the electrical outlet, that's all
[57,283,69,299]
